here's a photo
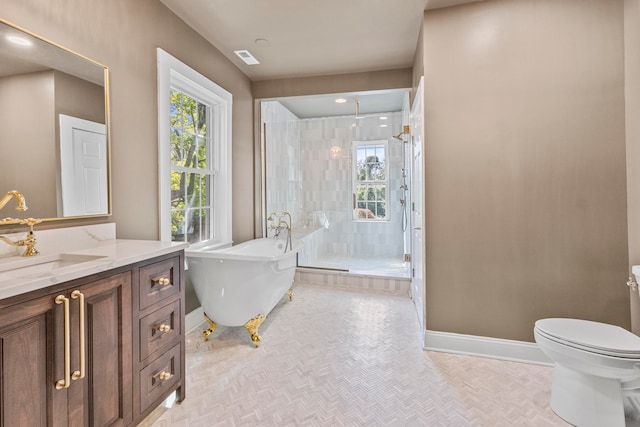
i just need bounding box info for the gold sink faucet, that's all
[0,191,40,256]
[0,190,28,212]
[0,218,42,257]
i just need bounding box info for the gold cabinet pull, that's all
[158,324,171,332]
[55,295,71,390]
[70,290,85,381]
[154,277,170,286]
[159,371,172,381]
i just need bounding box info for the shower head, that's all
[392,125,411,142]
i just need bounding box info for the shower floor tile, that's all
[140,283,567,427]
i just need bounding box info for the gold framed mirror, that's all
[0,19,110,223]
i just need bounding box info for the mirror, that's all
[0,19,110,222]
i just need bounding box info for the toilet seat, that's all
[535,318,640,358]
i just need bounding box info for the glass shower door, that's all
[296,116,353,271]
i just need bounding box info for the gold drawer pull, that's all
[154,277,170,286]
[159,371,173,381]
[70,290,85,381]
[158,324,171,332]
[55,295,71,390]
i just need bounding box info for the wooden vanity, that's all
[0,235,186,427]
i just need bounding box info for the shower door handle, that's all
[352,193,356,210]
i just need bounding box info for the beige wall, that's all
[253,68,412,100]
[0,0,255,243]
[54,70,105,125]
[0,71,56,217]
[420,0,629,341]
[626,0,640,333]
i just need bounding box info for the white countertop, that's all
[0,235,188,301]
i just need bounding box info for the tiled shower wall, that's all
[262,101,406,261]
[262,101,301,229]
[299,113,405,259]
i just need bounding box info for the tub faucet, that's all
[267,212,292,253]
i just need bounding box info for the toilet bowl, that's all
[534,318,640,427]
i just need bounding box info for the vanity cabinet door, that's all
[67,271,133,427]
[0,291,67,427]
[0,271,133,427]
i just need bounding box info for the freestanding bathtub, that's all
[185,237,303,346]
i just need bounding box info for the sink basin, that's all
[0,253,107,282]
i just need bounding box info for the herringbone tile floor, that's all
[140,283,567,426]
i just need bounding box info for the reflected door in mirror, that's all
[59,115,107,216]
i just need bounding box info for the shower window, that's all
[157,48,232,245]
[353,141,388,221]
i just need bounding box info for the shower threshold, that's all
[298,255,410,279]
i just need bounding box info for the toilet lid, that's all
[535,318,640,358]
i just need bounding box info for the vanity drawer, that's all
[139,343,181,413]
[139,299,181,362]
[139,257,180,310]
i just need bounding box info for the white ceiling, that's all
[276,89,408,119]
[159,0,482,117]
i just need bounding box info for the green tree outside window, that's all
[170,90,213,242]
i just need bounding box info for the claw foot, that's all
[202,312,217,341]
[244,314,266,347]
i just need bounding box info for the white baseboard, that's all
[185,306,205,334]
[424,330,553,366]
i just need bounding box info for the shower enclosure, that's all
[261,91,410,278]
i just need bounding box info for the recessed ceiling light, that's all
[234,49,260,65]
[335,98,347,104]
[380,124,388,128]
[6,35,32,46]
[379,116,388,120]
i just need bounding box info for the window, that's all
[353,140,388,221]
[157,49,232,244]
[168,90,212,242]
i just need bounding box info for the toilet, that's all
[534,318,640,427]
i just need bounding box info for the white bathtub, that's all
[185,237,303,346]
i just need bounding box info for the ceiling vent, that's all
[234,49,260,65]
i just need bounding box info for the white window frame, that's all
[352,140,389,221]
[157,48,232,244]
